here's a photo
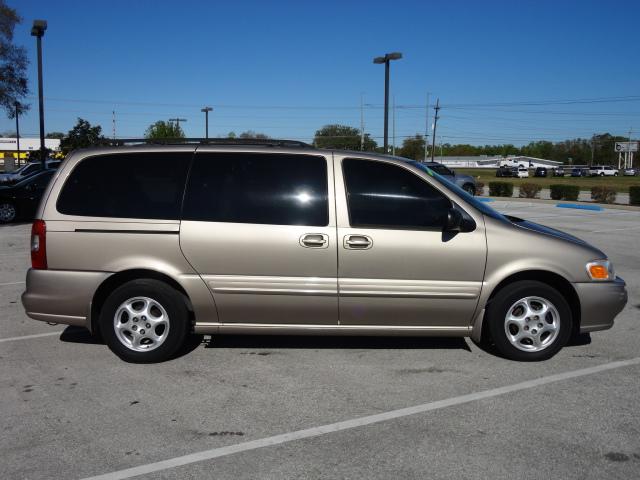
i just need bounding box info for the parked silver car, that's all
[0,159,61,185]
[22,140,627,363]
[422,162,477,194]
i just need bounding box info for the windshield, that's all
[407,161,507,221]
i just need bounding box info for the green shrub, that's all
[591,186,616,204]
[550,184,564,200]
[488,181,514,197]
[630,186,640,206]
[563,185,580,201]
[550,184,580,201]
[519,183,542,199]
[475,181,485,195]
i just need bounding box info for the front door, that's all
[179,150,338,325]
[335,157,486,328]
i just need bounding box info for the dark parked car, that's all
[534,167,548,177]
[496,165,517,177]
[570,168,587,177]
[0,170,55,223]
[553,167,565,177]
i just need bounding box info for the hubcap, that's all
[504,296,560,352]
[0,203,16,222]
[113,297,170,352]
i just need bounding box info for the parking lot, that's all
[1,201,639,480]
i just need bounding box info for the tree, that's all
[60,118,105,154]
[239,130,270,139]
[144,120,185,139]
[313,124,377,151]
[0,0,29,118]
[397,135,426,160]
[46,132,65,139]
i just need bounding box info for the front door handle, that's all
[343,234,373,250]
[300,233,329,249]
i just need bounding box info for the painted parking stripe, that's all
[0,281,25,287]
[81,356,640,480]
[0,331,62,343]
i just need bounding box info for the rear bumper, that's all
[574,277,628,333]
[21,269,111,329]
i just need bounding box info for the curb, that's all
[480,196,640,211]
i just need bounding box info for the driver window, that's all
[343,158,451,229]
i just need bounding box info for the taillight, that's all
[31,220,47,270]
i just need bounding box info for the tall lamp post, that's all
[201,107,213,139]
[14,101,21,168]
[31,19,47,169]
[373,52,402,153]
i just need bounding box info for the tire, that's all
[486,280,572,361]
[0,202,17,223]
[99,279,190,363]
[600,172,605,176]
[462,184,476,196]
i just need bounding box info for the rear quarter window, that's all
[56,152,191,219]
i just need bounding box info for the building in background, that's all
[434,155,562,169]
[0,138,61,169]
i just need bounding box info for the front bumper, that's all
[21,269,111,329]
[574,276,628,333]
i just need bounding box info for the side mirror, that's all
[444,208,463,232]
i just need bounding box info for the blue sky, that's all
[3,0,639,146]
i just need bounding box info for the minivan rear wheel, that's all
[0,202,16,223]
[486,280,572,361]
[99,279,189,363]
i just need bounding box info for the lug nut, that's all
[524,326,529,331]
[141,316,146,321]
[133,318,138,322]
[132,325,137,331]
[534,316,539,320]
[140,329,145,335]
[538,323,543,328]
[531,329,537,334]
[146,323,151,328]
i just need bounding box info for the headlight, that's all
[586,260,614,281]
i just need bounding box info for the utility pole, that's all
[14,102,21,169]
[112,110,116,140]
[629,128,634,169]
[430,98,440,161]
[201,107,213,139]
[392,95,396,155]
[424,92,430,162]
[360,94,365,151]
[169,118,187,132]
[590,134,595,167]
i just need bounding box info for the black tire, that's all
[462,184,476,196]
[600,172,605,176]
[0,201,17,223]
[99,279,189,363]
[486,280,572,361]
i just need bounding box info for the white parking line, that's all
[82,357,640,480]
[0,281,25,287]
[0,331,62,343]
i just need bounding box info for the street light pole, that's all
[31,19,47,169]
[373,52,402,153]
[201,107,213,139]
[430,98,440,162]
[14,102,21,168]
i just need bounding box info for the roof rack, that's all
[97,138,313,148]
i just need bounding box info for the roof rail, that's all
[97,138,313,148]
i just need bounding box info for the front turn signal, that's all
[587,260,612,280]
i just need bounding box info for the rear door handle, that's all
[343,235,373,250]
[300,233,329,249]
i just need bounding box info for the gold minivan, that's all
[22,140,628,362]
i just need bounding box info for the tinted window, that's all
[429,164,452,176]
[183,153,328,226]
[57,152,191,219]
[343,159,451,229]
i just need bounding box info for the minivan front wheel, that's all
[100,279,189,363]
[487,280,572,361]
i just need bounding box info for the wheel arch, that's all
[89,269,194,335]
[479,269,581,342]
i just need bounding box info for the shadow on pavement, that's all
[204,334,472,351]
